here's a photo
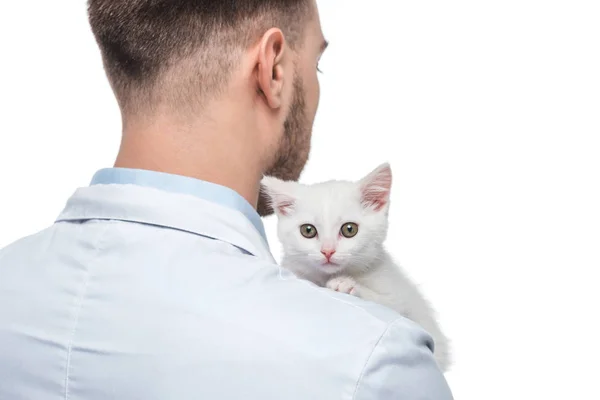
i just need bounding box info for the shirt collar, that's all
[90,168,267,242]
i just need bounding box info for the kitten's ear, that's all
[260,176,296,216]
[359,163,392,212]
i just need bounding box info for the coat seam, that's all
[351,318,402,400]
[63,223,110,400]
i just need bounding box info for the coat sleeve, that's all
[353,318,453,400]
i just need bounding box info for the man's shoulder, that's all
[209,256,452,398]
[225,254,414,344]
[174,241,406,330]
[270,267,401,327]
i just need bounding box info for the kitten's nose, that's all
[321,249,336,261]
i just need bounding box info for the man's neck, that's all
[114,115,264,208]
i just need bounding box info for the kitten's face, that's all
[262,164,392,276]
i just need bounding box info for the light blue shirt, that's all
[0,169,453,399]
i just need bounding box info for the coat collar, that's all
[90,167,267,241]
[55,184,275,263]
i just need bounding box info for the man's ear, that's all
[256,28,287,109]
[359,163,393,212]
[260,176,296,216]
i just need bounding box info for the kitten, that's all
[261,163,451,372]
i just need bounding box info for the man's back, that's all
[0,180,452,399]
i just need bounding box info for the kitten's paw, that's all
[326,276,359,296]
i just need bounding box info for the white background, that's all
[1,1,599,398]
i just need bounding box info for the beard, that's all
[257,74,312,217]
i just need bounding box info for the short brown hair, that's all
[88,0,312,113]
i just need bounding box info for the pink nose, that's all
[321,249,336,261]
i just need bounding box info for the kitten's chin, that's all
[316,262,345,275]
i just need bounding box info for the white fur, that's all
[262,163,451,372]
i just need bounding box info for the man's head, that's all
[88,0,327,215]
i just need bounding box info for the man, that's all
[0,0,453,398]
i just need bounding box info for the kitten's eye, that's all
[300,224,318,239]
[340,223,359,238]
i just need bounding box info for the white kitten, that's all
[262,163,451,372]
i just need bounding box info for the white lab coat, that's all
[0,183,452,399]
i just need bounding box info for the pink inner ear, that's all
[277,198,295,216]
[360,168,392,211]
[269,190,295,216]
[261,179,296,216]
[361,188,389,211]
